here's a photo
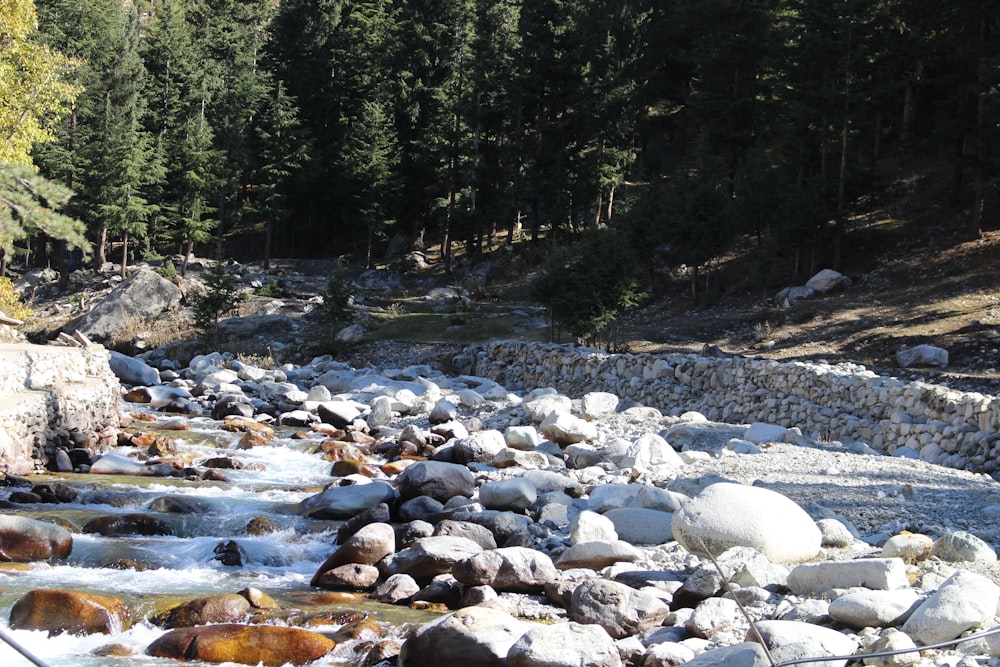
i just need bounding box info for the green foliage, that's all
[319,260,355,332]
[530,227,647,344]
[257,279,283,298]
[0,276,32,322]
[192,263,244,341]
[157,259,177,281]
[0,162,90,257]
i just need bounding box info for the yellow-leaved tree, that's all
[0,0,88,269]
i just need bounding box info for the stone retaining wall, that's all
[465,341,1000,475]
[0,344,120,475]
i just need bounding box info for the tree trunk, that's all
[182,239,193,277]
[95,225,108,271]
[970,17,987,239]
[120,232,129,280]
[58,241,70,291]
[263,220,273,270]
[214,187,227,259]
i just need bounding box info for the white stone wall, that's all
[467,341,1000,475]
[0,344,120,474]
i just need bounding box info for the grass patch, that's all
[367,310,548,344]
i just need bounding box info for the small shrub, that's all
[192,263,244,342]
[257,279,283,298]
[158,260,177,281]
[320,260,355,331]
[0,277,32,322]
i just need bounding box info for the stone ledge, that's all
[0,344,120,474]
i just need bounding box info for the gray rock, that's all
[896,344,949,368]
[568,578,671,639]
[385,536,484,578]
[588,483,683,513]
[504,426,542,451]
[816,518,855,548]
[931,531,997,564]
[902,569,1000,645]
[604,508,674,546]
[805,269,848,293]
[311,522,396,586]
[453,430,507,464]
[751,620,859,667]
[555,540,642,570]
[296,481,396,519]
[620,432,683,470]
[570,511,618,545]
[663,422,747,453]
[479,478,537,513]
[827,589,922,629]
[507,621,622,667]
[109,351,161,386]
[397,460,475,503]
[539,410,597,445]
[675,642,769,667]
[399,606,532,667]
[580,392,619,420]
[452,546,558,592]
[317,400,362,428]
[786,558,909,595]
[73,269,182,343]
[372,573,421,604]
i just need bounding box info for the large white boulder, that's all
[671,483,821,564]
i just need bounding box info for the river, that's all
[0,412,435,666]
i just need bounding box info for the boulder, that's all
[896,344,949,368]
[620,432,683,470]
[671,482,821,563]
[90,453,177,477]
[9,589,130,635]
[452,547,558,592]
[555,540,642,570]
[372,573,421,604]
[504,426,542,451]
[902,569,1000,645]
[479,478,537,513]
[827,589,922,629]
[587,483,683,513]
[675,642,769,667]
[751,620,859,667]
[72,269,182,343]
[83,513,174,536]
[399,606,532,667]
[539,410,597,445]
[570,510,618,544]
[147,624,336,666]
[108,351,161,386]
[396,460,475,502]
[317,400,363,428]
[786,558,909,595]
[604,507,674,545]
[567,578,670,639]
[931,531,997,564]
[453,430,507,464]
[384,536,484,578]
[805,269,848,293]
[580,392,619,420]
[311,522,396,586]
[506,621,622,667]
[153,593,251,629]
[315,563,381,590]
[775,285,818,308]
[296,480,396,519]
[0,515,72,561]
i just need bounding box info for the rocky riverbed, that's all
[3,345,1000,667]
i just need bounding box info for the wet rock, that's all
[10,589,130,636]
[213,393,254,419]
[567,578,670,639]
[213,540,247,566]
[506,621,622,667]
[398,606,532,667]
[148,495,214,514]
[372,573,420,604]
[89,453,178,477]
[153,593,252,629]
[296,480,396,519]
[146,623,336,666]
[311,522,395,586]
[83,513,174,536]
[315,563,381,590]
[672,482,821,564]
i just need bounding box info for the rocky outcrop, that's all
[0,343,119,474]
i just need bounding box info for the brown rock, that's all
[146,624,336,666]
[311,522,395,586]
[0,515,73,562]
[153,593,251,629]
[315,564,381,590]
[83,513,173,536]
[9,589,130,636]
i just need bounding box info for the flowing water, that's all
[0,414,437,666]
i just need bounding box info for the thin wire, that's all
[0,626,50,667]
[773,625,1000,667]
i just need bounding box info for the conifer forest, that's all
[2,0,999,289]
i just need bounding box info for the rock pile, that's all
[39,346,995,666]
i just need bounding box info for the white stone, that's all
[787,559,909,595]
[751,620,859,667]
[539,410,597,445]
[671,483,821,564]
[744,422,788,444]
[570,510,618,545]
[620,432,683,470]
[507,621,622,667]
[902,569,1000,645]
[581,391,619,420]
[505,425,542,451]
[603,507,673,546]
[828,589,922,629]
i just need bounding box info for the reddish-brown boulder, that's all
[146,624,336,666]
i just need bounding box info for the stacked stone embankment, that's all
[463,341,1000,475]
[0,343,120,474]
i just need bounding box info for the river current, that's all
[0,413,432,666]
